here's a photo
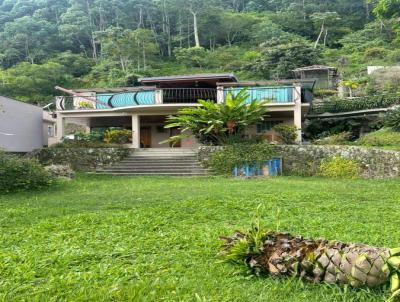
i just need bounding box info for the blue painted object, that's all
[224,86,293,104]
[96,91,156,109]
[232,158,282,177]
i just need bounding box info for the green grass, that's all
[1,175,400,301]
[356,128,400,150]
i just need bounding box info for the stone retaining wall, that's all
[31,148,131,171]
[198,145,400,179]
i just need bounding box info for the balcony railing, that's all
[162,88,217,103]
[224,86,295,104]
[56,86,301,111]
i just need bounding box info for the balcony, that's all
[56,86,300,111]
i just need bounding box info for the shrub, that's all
[319,156,361,179]
[0,151,54,193]
[104,129,132,144]
[384,108,400,131]
[208,143,275,175]
[273,124,298,144]
[357,128,400,147]
[74,130,104,142]
[314,132,352,145]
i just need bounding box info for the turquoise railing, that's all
[224,86,294,104]
[96,91,156,109]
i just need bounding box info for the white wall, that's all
[0,96,43,152]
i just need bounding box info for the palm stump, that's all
[220,230,400,301]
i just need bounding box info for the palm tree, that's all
[164,88,268,145]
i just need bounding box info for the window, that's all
[256,121,283,134]
[48,126,54,137]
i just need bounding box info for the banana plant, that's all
[163,88,269,146]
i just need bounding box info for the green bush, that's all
[384,108,400,131]
[319,156,361,179]
[273,124,298,144]
[0,151,54,193]
[74,130,104,142]
[104,129,132,144]
[357,128,400,147]
[208,143,275,175]
[314,132,352,145]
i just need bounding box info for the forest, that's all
[0,0,399,104]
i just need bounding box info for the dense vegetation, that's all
[0,0,399,104]
[1,175,400,301]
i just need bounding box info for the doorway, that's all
[140,126,152,148]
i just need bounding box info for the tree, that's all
[310,12,341,48]
[373,0,400,18]
[164,89,268,145]
[254,41,320,79]
[0,16,59,67]
[0,62,74,104]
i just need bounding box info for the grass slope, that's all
[1,175,400,301]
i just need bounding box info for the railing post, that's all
[155,89,163,104]
[217,86,225,104]
[293,84,302,143]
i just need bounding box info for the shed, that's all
[293,65,339,90]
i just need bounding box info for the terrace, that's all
[55,74,314,111]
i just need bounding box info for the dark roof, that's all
[139,73,238,84]
[73,86,157,93]
[293,65,337,72]
[219,79,316,90]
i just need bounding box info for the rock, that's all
[45,165,75,179]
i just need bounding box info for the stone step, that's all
[96,172,208,176]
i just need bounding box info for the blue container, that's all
[232,158,282,177]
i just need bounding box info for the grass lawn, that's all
[1,175,400,301]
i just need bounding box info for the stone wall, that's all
[198,145,400,179]
[31,148,131,171]
[276,145,400,178]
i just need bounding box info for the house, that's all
[55,74,313,148]
[0,96,45,152]
[293,65,339,90]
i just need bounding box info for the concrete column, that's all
[56,113,65,143]
[293,84,302,143]
[155,89,163,104]
[131,114,140,148]
[217,86,225,104]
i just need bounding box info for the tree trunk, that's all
[190,8,201,48]
[323,28,328,46]
[314,20,325,48]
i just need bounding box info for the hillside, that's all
[0,0,399,104]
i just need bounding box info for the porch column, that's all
[56,113,65,143]
[217,86,225,104]
[131,114,140,148]
[293,84,302,143]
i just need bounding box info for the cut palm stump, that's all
[220,229,400,301]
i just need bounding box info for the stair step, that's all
[95,149,208,176]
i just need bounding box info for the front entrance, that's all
[140,126,152,148]
[169,128,181,147]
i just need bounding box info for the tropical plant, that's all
[164,89,268,146]
[273,124,298,144]
[220,228,400,301]
[385,108,400,131]
[104,128,132,144]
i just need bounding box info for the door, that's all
[169,128,181,147]
[140,127,152,148]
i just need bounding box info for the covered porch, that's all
[56,110,198,148]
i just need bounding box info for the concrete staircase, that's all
[96,148,208,176]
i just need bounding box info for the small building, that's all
[293,65,339,90]
[55,74,314,146]
[0,96,44,152]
